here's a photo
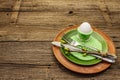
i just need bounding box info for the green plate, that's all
[60,29,108,66]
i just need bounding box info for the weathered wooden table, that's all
[0,0,120,80]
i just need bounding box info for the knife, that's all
[52,41,116,63]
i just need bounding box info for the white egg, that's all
[78,22,92,33]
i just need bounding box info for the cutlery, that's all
[62,34,117,59]
[52,41,116,63]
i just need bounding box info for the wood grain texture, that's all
[0,41,54,65]
[0,25,119,41]
[0,41,119,80]
[0,0,16,12]
[0,0,119,79]
[11,0,22,23]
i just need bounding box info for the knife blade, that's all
[52,41,115,63]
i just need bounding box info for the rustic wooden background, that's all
[0,0,120,80]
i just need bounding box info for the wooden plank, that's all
[0,12,12,24]
[17,11,106,26]
[0,41,119,65]
[0,0,119,13]
[0,25,58,41]
[20,0,100,12]
[0,41,56,65]
[0,0,119,26]
[20,0,120,12]
[0,63,119,80]
[105,0,120,12]
[98,0,112,27]
[48,66,120,80]
[0,0,16,12]
[0,25,119,41]
[19,0,120,26]
[11,0,22,23]
[0,49,119,80]
[110,13,120,24]
[0,64,49,80]
[0,11,107,29]
[0,11,106,27]
[105,0,120,25]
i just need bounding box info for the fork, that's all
[62,34,117,59]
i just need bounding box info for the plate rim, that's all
[52,25,116,74]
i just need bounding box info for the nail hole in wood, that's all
[69,11,73,14]
[0,35,2,37]
[6,13,9,16]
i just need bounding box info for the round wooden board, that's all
[52,25,116,74]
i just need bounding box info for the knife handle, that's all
[90,54,115,63]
